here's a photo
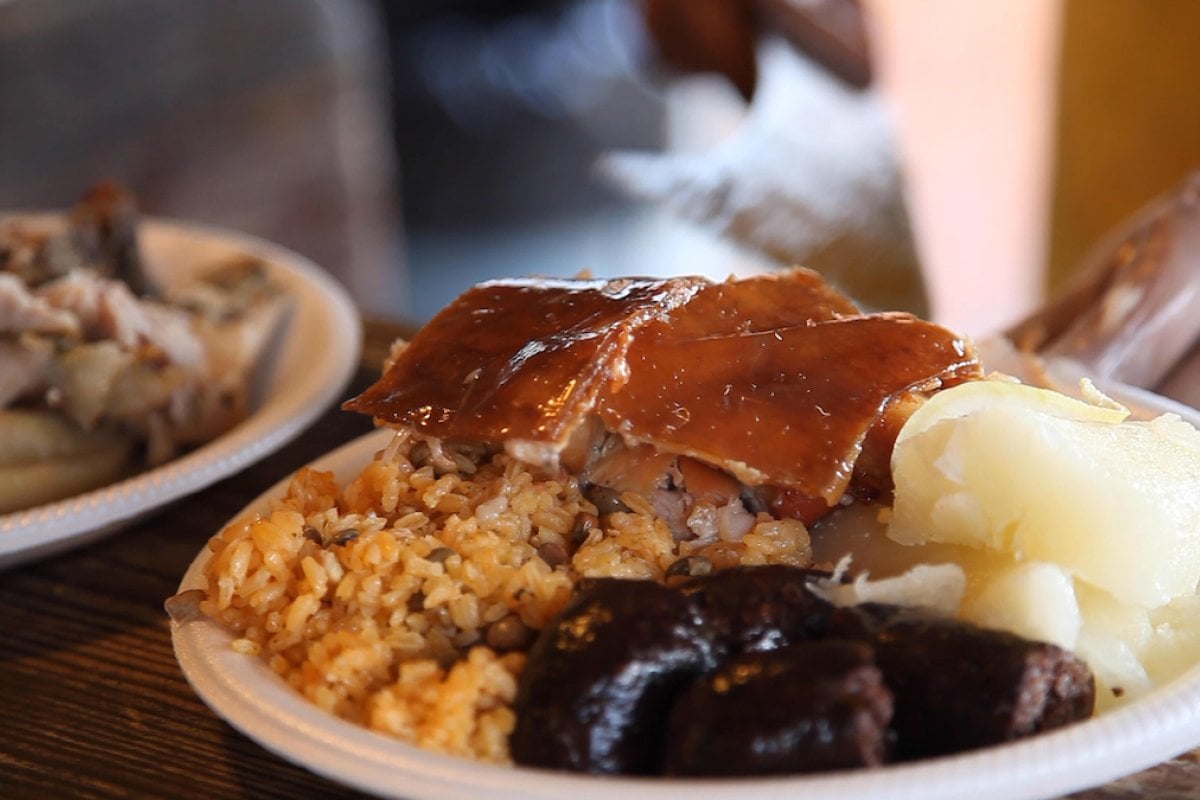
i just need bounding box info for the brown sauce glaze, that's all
[346,270,981,507]
[344,276,704,454]
[599,312,979,502]
[650,268,860,337]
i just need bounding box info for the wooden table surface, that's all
[3,318,1199,800]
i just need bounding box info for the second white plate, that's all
[0,217,361,568]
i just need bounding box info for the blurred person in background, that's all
[9,0,1200,337]
[628,0,1200,337]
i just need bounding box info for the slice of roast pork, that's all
[345,269,981,521]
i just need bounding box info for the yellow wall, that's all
[1048,0,1200,286]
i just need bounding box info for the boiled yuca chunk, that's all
[960,561,1081,651]
[1073,581,1154,699]
[888,379,1200,609]
[1143,594,1200,686]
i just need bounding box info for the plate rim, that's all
[0,215,363,567]
[172,386,1200,800]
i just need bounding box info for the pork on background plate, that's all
[0,183,288,513]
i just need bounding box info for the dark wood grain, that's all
[1,318,1197,799]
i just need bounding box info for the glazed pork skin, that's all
[345,275,708,466]
[601,309,979,503]
[346,270,981,513]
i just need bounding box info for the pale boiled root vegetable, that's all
[0,409,134,514]
[1143,596,1200,687]
[886,378,1200,706]
[959,562,1081,652]
[889,379,1200,607]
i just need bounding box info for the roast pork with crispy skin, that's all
[346,269,981,525]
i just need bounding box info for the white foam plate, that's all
[172,385,1200,800]
[0,216,361,568]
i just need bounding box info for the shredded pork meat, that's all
[0,184,288,512]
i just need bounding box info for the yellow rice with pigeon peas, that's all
[198,429,812,763]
